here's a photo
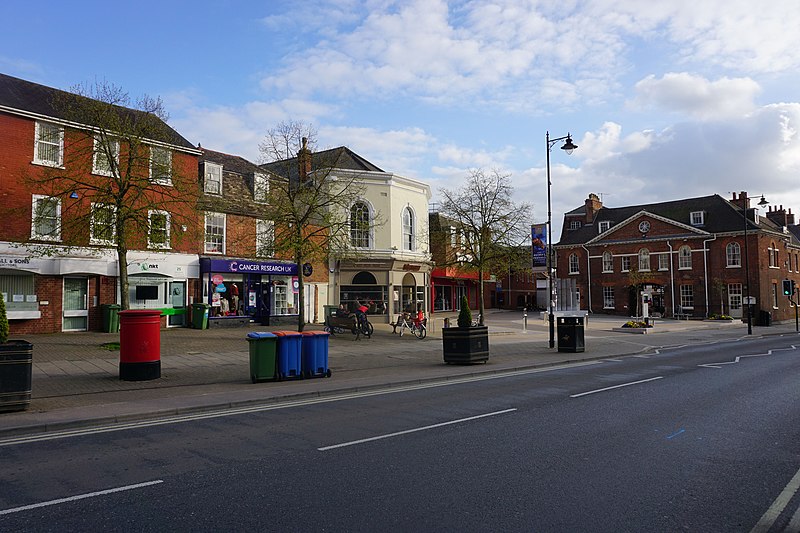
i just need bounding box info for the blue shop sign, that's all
[202,258,297,275]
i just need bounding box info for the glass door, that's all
[63,277,88,331]
[168,281,186,327]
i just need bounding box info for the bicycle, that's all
[397,313,427,339]
[470,313,482,327]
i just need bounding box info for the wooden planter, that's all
[442,326,489,364]
[0,340,33,412]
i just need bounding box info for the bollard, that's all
[523,310,527,331]
[444,317,451,328]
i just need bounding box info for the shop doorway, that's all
[63,277,88,331]
[168,281,186,327]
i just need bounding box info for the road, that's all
[1,334,799,532]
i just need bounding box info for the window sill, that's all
[31,160,64,169]
[726,265,742,268]
[8,311,41,320]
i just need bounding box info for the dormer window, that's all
[204,162,222,195]
[690,211,705,226]
[569,220,581,230]
[598,221,611,233]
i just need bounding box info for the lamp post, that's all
[546,131,577,348]
[743,194,769,335]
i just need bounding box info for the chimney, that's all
[585,193,602,223]
[766,204,790,227]
[731,191,751,211]
[297,137,312,181]
[788,208,795,225]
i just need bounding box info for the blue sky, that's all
[4,0,800,234]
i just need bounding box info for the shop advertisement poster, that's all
[532,224,547,272]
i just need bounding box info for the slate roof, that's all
[0,72,196,150]
[261,146,384,181]
[559,193,789,246]
[200,148,262,176]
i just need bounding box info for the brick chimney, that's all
[731,191,750,211]
[585,193,602,223]
[766,205,795,227]
[297,137,312,181]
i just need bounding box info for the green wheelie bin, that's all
[247,332,278,383]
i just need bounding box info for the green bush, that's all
[457,295,472,328]
[0,292,9,344]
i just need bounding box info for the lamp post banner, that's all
[532,224,547,272]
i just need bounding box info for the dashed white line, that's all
[0,480,163,515]
[318,408,517,451]
[569,376,664,398]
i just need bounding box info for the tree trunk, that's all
[118,248,129,310]
[478,266,485,325]
[296,249,305,332]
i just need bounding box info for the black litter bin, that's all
[759,310,772,326]
[557,316,585,353]
[0,340,33,412]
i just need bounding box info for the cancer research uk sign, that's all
[207,259,297,276]
[531,224,547,272]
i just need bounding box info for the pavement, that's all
[1,310,796,438]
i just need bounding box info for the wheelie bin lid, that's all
[301,331,329,336]
[272,330,302,337]
[247,332,277,339]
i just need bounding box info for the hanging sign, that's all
[211,274,224,285]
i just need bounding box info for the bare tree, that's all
[258,121,369,331]
[22,81,199,309]
[437,169,533,324]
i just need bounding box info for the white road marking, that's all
[699,345,797,369]
[0,362,599,448]
[0,480,163,516]
[318,409,517,451]
[569,376,664,398]
[750,465,800,533]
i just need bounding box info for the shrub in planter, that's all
[457,295,472,327]
[0,291,8,344]
[443,296,488,364]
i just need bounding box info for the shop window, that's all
[31,194,61,241]
[90,203,116,245]
[350,201,370,248]
[0,273,39,318]
[92,136,119,176]
[150,146,172,185]
[205,212,226,254]
[148,210,170,249]
[33,120,63,167]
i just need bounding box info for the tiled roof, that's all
[261,146,384,181]
[559,193,789,245]
[200,148,261,176]
[0,72,196,150]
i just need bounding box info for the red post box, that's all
[119,309,162,381]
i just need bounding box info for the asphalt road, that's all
[1,334,799,532]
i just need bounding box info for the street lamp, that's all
[743,194,768,335]
[546,131,578,349]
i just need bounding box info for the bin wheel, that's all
[326,369,332,378]
[251,375,257,384]
[276,373,283,382]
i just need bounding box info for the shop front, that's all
[127,253,199,328]
[199,258,299,327]
[431,267,480,312]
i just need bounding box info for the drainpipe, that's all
[582,245,592,313]
[703,235,717,318]
[667,241,675,316]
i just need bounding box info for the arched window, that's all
[402,207,414,251]
[602,251,613,273]
[568,253,579,274]
[350,201,370,248]
[678,245,692,269]
[638,248,650,271]
[726,242,741,267]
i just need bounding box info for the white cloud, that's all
[632,73,761,120]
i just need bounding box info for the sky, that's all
[4,0,800,237]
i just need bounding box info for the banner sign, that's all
[532,224,547,272]
[204,259,297,275]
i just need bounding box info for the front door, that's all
[728,283,743,318]
[63,277,88,331]
[168,281,186,327]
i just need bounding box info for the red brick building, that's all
[555,192,800,322]
[0,73,201,333]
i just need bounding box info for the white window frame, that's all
[658,253,670,271]
[678,245,692,269]
[569,220,581,230]
[148,210,171,249]
[602,251,613,273]
[726,242,741,267]
[254,173,269,203]
[680,284,694,309]
[31,194,61,241]
[33,121,64,167]
[638,248,650,272]
[603,286,615,309]
[90,203,116,245]
[768,243,779,268]
[149,146,173,186]
[568,253,579,274]
[256,219,274,257]
[690,211,705,226]
[621,256,631,272]
[92,136,119,177]
[350,201,371,249]
[402,207,415,251]
[204,162,223,195]
[598,221,611,233]
[204,212,226,254]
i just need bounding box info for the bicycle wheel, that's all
[364,321,374,337]
[416,325,427,339]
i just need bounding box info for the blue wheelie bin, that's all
[301,331,332,378]
[273,331,302,380]
[247,332,278,383]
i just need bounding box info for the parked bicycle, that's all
[397,312,427,339]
